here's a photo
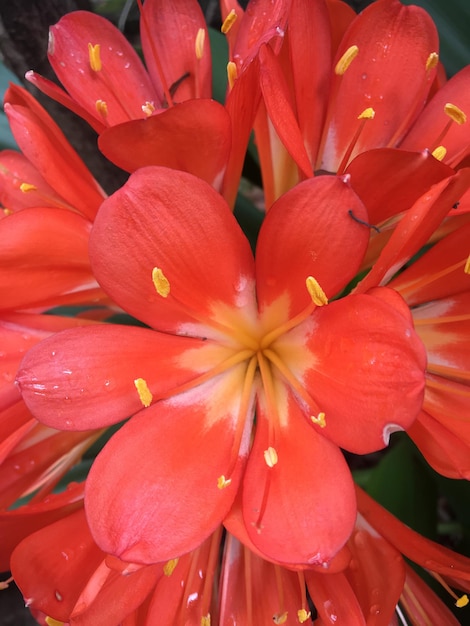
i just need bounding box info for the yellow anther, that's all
[431,145,447,161]
[426,51,439,71]
[464,254,470,275]
[19,183,37,193]
[456,595,469,608]
[444,103,467,125]
[273,612,288,624]
[2,208,13,216]
[334,45,359,75]
[221,9,237,34]
[163,558,179,576]
[227,61,237,90]
[96,99,108,117]
[358,107,375,120]
[217,475,232,489]
[298,609,312,623]
[152,267,170,297]
[306,276,328,307]
[201,615,211,626]
[88,43,102,72]
[45,618,65,626]
[134,378,153,408]
[264,446,278,468]
[311,412,326,428]
[142,101,155,116]
[195,28,205,60]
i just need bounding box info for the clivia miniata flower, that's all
[18,167,426,567]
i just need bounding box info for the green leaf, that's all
[208,26,228,104]
[0,62,20,149]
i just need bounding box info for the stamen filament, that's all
[200,527,223,620]
[396,259,467,298]
[260,302,315,349]
[244,546,253,626]
[337,107,375,174]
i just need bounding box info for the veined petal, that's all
[401,66,470,168]
[48,11,159,125]
[319,0,438,171]
[390,223,470,306]
[98,99,231,188]
[17,325,214,430]
[242,383,356,565]
[346,148,454,224]
[300,290,426,453]
[0,208,98,311]
[89,167,256,335]
[356,168,470,292]
[256,175,369,316]
[85,371,253,563]
[306,571,366,625]
[141,0,212,102]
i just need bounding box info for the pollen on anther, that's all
[432,145,447,161]
[134,378,153,407]
[201,615,211,626]
[335,45,359,75]
[96,99,108,117]
[195,28,205,60]
[221,9,237,34]
[227,61,237,90]
[306,276,328,307]
[88,43,102,72]
[45,617,65,626]
[456,594,469,608]
[163,558,179,576]
[298,609,311,623]
[358,107,375,120]
[464,254,470,275]
[264,446,278,468]
[311,412,326,428]
[426,52,439,71]
[217,475,232,489]
[444,103,467,125]
[273,612,288,624]
[142,101,155,116]
[19,183,37,193]
[152,267,170,297]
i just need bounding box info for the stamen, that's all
[152,267,171,297]
[335,45,359,75]
[45,618,64,626]
[95,99,108,117]
[88,43,102,72]
[428,571,470,608]
[195,28,205,60]
[465,254,470,274]
[311,412,326,428]
[264,446,278,468]
[273,612,288,624]
[163,558,179,576]
[456,596,469,608]
[431,145,446,161]
[425,52,439,71]
[337,107,376,173]
[306,276,328,307]
[142,101,155,116]
[445,103,467,125]
[217,475,232,489]
[298,609,311,623]
[201,615,211,626]
[19,183,37,193]
[0,576,13,590]
[221,10,238,34]
[227,61,237,90]
[134,377,153,407]
[3,208,12,216]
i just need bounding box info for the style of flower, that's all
[18,166,426,567]
[0,84,107,311]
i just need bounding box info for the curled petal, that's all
[242,384,356,565]
[256,176,369,316]
[89,167,256,334]
[301,289,426,453]
[85,371,252,563]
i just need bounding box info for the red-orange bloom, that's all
[18,167,426,566]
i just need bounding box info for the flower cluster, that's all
[1,0,470,624]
